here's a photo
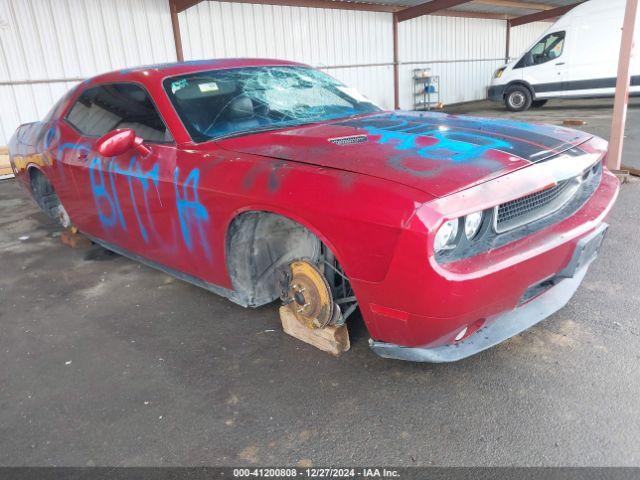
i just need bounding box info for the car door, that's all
[517,31,568,98]
[61,82,210,279]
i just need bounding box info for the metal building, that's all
[0,0,574,145]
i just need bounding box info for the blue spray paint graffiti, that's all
[339,112,581,162]
[39,127,210,258]
[366,125,512,162]
[56,142,90,159]
[43,126,58,150]
[174,168,212,260]
[43,125,93,179]
[87,156,211,260]
[43,126,91,160]
[345,116,513,162]
[125,158,160,243]
[339,115,512,177]
[89,156,127,229]
[107,156,162,243]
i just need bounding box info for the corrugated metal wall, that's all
[0,0,176,145]
[177,2,395,109]
[179,3,523,111]
[397,15,507,109]
[509,21,551,59]
[0,0,557,145]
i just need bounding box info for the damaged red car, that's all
[9,59,619,362]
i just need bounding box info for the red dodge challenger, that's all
[8,59,619,362]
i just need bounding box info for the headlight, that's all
[434,211,488,256]
[464,211,483,240]
[494,67,505,78]
[434,219,459,253]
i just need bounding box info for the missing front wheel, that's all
[280,253,358,330]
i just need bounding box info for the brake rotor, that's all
[285,260,334,329]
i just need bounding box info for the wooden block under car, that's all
[622,165,640,178]
[279,306,350,356]
[60,229,92,249]
[0,146,12,177]
[562,119,587,126]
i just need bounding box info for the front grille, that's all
[495,178,579,233]
[328,135,368,146]
[436,160,602,264]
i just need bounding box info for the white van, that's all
[488,0,640,111]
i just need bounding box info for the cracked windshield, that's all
[164,66,380,142]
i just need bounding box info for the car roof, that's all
[88,58,309,85]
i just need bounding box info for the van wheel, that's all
[531,100,548,108]
[504,86,532,112]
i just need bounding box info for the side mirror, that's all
[523,52,534,67]
[95,128,151,157]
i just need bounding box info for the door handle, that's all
[78,152,88,161]
[555,62,565,66]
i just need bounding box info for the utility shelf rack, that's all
[413,68,440,111]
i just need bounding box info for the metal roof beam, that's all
[216,0,402,11]
[176,0,405,12]
[396,0,475,22]
[473,0,554,11]
[432,9,509,18]
[174,0,202,12]
[508,2,581,26]
[169,0,185,61]
[175,0,515,19]
[224,0,511,17]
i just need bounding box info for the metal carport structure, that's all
[168,0,636,172]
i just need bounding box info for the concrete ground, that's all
[0,99,639,467]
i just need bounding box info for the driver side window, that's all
[65,83,173,143]
[517,31,565,68]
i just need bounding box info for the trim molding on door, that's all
[533,75,640,93]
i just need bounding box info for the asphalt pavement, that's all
[0,98,638,466]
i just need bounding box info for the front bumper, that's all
[369,223,607,362]
[487,85,505,102]
[356,164,619,362]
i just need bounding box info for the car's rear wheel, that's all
[531,99,548,108]
[504,85,532,112]
[29,169,71,228]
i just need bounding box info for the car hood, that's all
[217,111,593,198]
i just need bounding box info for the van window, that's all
[516,31,565,68]
[66,83,172,143]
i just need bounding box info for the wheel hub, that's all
[285,260,334,329]
[510,92,524,108]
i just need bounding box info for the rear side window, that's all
[65,83,172,143]
[44,89,74,123]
